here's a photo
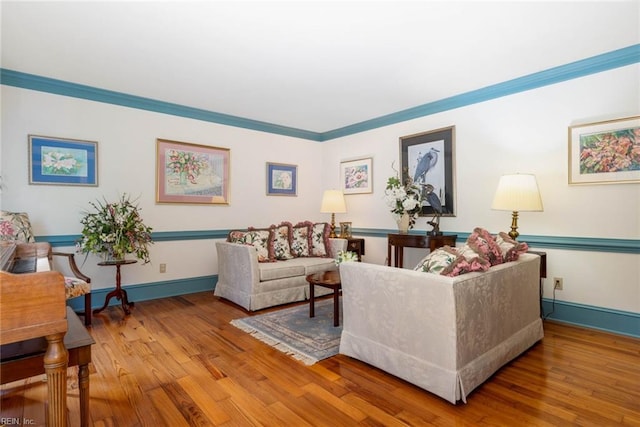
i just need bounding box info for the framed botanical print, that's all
[266,162,297,196]
[156,138,230,204]
[28,135,98,186]
[340,157,373,194]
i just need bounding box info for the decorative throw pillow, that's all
[271,223,294,260]
[0,211,35,242]
[228,228,274,262]
[414,246,460,275]
[290,222,311,257]
[495,232,529,262]
[466,227,503,266]
[308,221,331,258]
[455,244,491,273]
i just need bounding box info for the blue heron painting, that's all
[413,148,439,184]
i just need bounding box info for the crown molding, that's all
[2,44,638,141]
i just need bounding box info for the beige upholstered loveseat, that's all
[214,222,347,311]
[339,252,543,404]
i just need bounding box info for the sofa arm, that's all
[214,241,260,310]
[329,238,347,258]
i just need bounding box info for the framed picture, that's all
[568,116,640,185]
[266,162,297,196]
[400,126,456,217]
[340,157,373,194]
[339,221,352,238]
[28,135,98,186]
[156,138,230,204]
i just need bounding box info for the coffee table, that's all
[306,270,341,327]
[1,307,94,427]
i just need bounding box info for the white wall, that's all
[323,64,640,313]
[1,64,638,314]
[1,86,327,290]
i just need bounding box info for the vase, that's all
[179,171,188,185]
[396,213,410,234]
[103,247,125,263]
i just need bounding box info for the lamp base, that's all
[329,213,338,238]
[508,211,520,240]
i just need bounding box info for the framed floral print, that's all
[156,138,230,204]
[266,162,297,196]
[340,157,373,194]
[568,116,640,185]
[28,135,98,186]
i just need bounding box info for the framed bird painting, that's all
[400,126,456,217]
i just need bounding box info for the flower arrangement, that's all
[335,250,359,266]
[78,194,153,264]
[384,172,422,230]
[166,149,209,184]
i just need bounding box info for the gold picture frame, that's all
[339,222,352,238]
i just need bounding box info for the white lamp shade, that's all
[320,190,347,213]
[491,174,543,212]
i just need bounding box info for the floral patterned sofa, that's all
[214,221,347,311]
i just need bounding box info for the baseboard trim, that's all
[542,298,639,338]
[68,274,638,338]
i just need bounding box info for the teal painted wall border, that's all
[542,298,640,338]
[3,44,638,142]
[39,229,639,254]
[66,274,639,338]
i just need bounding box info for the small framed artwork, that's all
[28,135,98,186]
[340,157,373,194]
[266,162,297,196]
[568,116,640,185]
[156,138,230,204]
[400,126,456,217]
[339,221,352,238]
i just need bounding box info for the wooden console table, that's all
[387,233,458,268]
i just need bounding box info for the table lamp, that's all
[320,190,347,238]
[491,173,543,240]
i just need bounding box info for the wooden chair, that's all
[1,210,92,325]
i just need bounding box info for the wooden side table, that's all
[306,270,342,327]
[94,259,137,316]
[387,233,457,268]
[346,238,365,261]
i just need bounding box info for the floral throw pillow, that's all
[455,244,492,273]
[466,227,503,266]
[308,221,331,258]
[414,246,460,275]
[495,232,529,262]
[228,229,274,262]
[271,223,294,260]
[0,211,35,242]
[290,222,311,257]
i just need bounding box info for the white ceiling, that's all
[2,1,639,133]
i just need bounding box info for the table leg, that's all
[309,283,315,318]
[333,287,340,327]
[44,332,68,427]
[93,265,134,316]
[78,363,90,427]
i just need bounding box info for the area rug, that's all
[231,299,342,365]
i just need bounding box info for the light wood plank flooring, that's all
[1,291,639,426]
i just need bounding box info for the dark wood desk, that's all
[387,233,457,268]
[1,307,94,427]
[306,270,341,327]
[94,259,137,316]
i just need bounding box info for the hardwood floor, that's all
[2,291,639,426]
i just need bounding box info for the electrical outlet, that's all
[553,277,563,290]
[160,263,167,273]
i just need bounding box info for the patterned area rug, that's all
[231,298,342,365]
